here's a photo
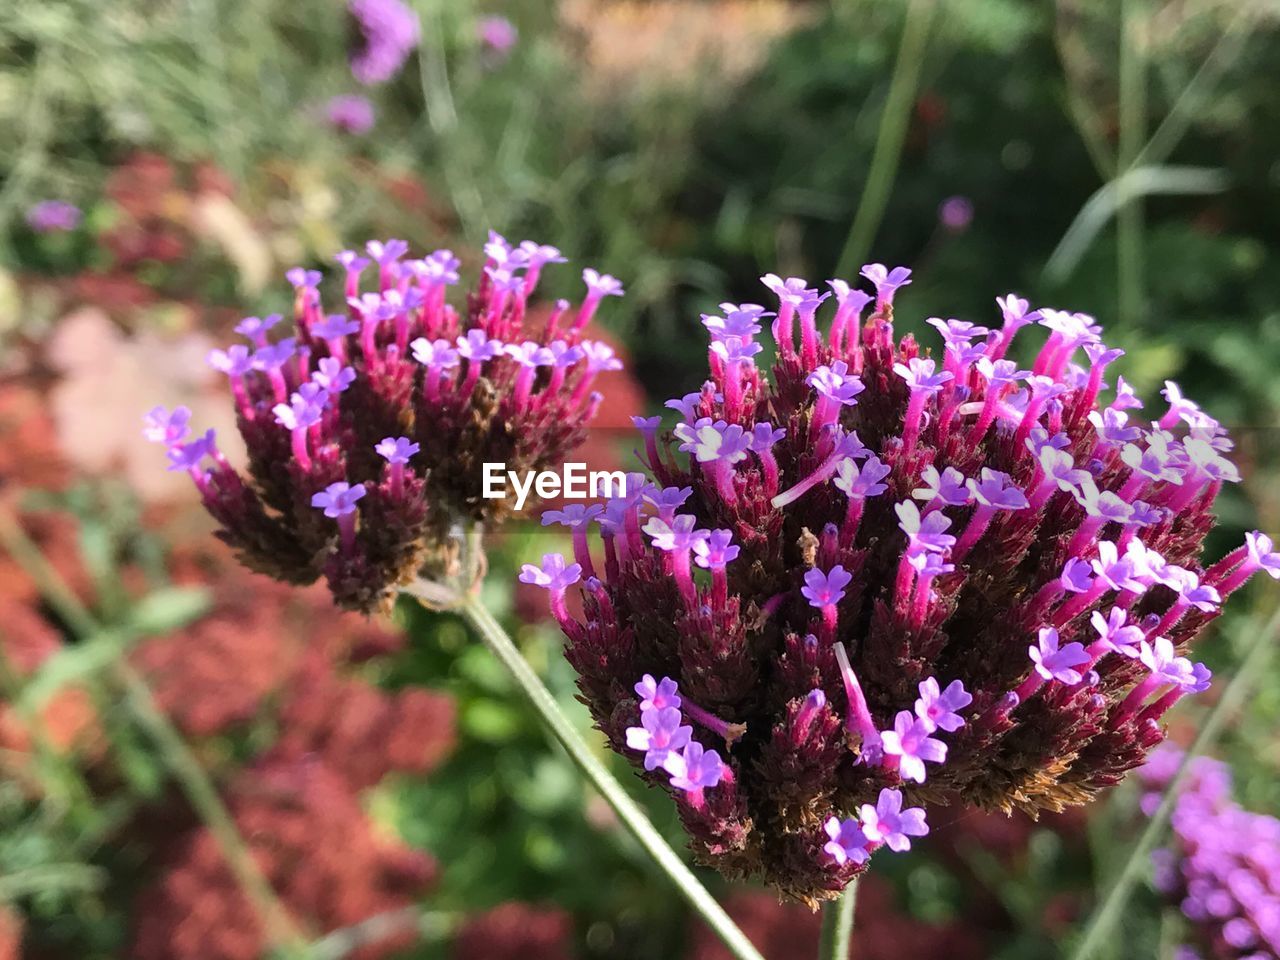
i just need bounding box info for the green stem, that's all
[833,0,937,280]
[1116,0,1146,329]
[454,593,765,960]
[114,662,307,953]
[1067,603,1280,960]
[817,879,858,960]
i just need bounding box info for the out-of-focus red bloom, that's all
[0,906,22,960]
[453,902,574,960]
[687,881,986,960]
[130,759,436,960]
[272,650,455,790]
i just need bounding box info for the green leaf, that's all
[127,586,212,634]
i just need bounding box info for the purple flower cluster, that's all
[324,94,376,135]
[349,0,420,85]
[26,200,82,233]
[527,262,1272,902]
[622,674,728,800]
[1138,747,1280,959]
[147,235,622,613]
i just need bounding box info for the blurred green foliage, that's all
[2,0,1279,957]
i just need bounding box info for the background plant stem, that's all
[452,592,766,960]
[817,878,857,960]
[834,0,937,279]
[1067,603,1280,960]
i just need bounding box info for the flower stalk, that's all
[441,590,765,960]
[817,879,857,960]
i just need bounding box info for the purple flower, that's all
[879,710,947,783]
[859,788,929,852]
[455,329,503,362]
[312,357,356,393]
[583,268,625,299]
[912,465,970,507]
[1029,627,1090,684]
[504,341,556,368]
[1091,540,1145,592]
[823,816,871,866]
[273,392,326,431]
[207,343,254,377]
[806,361,865,406]
[975,356,1029,385]
[710,337,762,366]
[26,200,81,232]
[968,469,1029,510]
[673,419,752,465]
[1060,558,1095,593]
[324,94,376,134]
[518,553,583,592]
[749,422,787,452]
[1245,531,1280,579]
[311,481,366,517]
[236,314,282,345]
[1090,607,1143,658]
[349,0,421,85]
[914,678,972,733]
[895,501,956,553]
[938,195,974,232]
[643,515,708,553]
[859,264,912,307]
[801,565,852,608]
[252,337,297,372]
[702,307,767,341]
[928,317,989,347]
[1139,637,1197,689]
[761,274,817,307]
[663,740,725,793]
[409,250,462,286]
[142,405,192,446]
[375,436,419,464]
[312,315,361,341]
[692,530,740,570]
[635,674,681,712]
[835,455,891,499]
[580,341,624,373]
[893,357,952,394]
[411,337,462,369]
[478,15,518,55]
[166,429,217,473]
[626,706,692,771]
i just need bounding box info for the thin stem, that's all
[817,879,858,960]
[1116,0,1146,329]
[833,0,937,279]
[453,593,766,960]
[1067,603,1280,960]
[115,662,307,952]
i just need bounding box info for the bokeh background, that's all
[2,0,1279,957]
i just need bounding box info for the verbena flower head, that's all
[1137,747,1280,959]
[151,236,622,613]
[531,262,1268,903]
[348,0,420,85]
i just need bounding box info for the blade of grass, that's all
[833,0,937,280]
